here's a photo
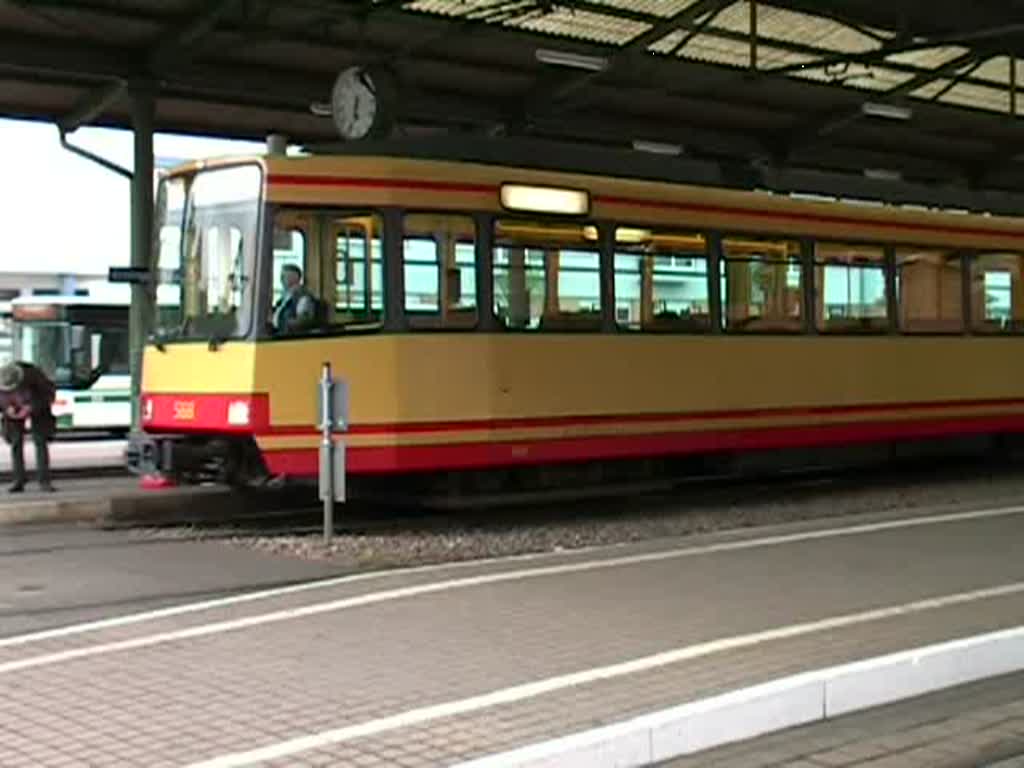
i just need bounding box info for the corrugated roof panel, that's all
[679,35,748,67]
[910,79,952,100]
[790,65,913,92]
[758,49,819,68]
[713,1,879,53]
[679,35,817,70]
[970,55,1024,88]
[508,8,647,45]
[886,45,970,69]
[938,82,1010,113]
[649,29,685,55]
[404,0,502,18]
[584,0,704,18]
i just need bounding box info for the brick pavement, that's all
[661,671,1024,767]
[2,507,1024,766]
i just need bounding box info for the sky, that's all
[0,117,265,276]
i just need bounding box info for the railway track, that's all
[136,452,1024,540]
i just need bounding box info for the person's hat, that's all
[0,362,23,392]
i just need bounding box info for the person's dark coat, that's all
[0,362,57,443]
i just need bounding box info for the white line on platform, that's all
[182,580,1024,768]
[3,503,1024,656]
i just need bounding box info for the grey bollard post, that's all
[319,362,335,545]
[318,361,348,545]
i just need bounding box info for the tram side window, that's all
[895,247,963,333]
[403,214,477,327]
[970,252,1024,332]
[613,228,710,332]
[335,215,383,324]
[721,237,803,332]
[493,220,601,331]
[814,242,888,332]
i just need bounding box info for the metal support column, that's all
[707,232,724,333]
[599,224,616,333]
[749,0,758,73]
[801,237,816,334]
[129,84,155,432]
[475,213,498,332]
[1012,56,1018,118]
[885,245,899,334]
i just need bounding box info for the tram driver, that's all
[272,264,317,335]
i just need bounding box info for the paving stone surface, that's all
[2,507,1024,766]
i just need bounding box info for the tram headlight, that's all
[227,400,250,426]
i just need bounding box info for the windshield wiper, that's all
[149,330,170,352]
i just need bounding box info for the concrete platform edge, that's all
[0,485,245,528]
[0,497,114,526]
[452,625,1024,768]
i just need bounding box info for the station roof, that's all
[3,0,1024,194]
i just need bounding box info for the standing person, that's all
[272,265,318,334]
[0,361,56,493]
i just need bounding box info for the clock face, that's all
[331,67,379,140]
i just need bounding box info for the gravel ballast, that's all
[134,460,1024,570]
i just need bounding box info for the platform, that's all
[0,437,125,476]
[0,476,254,527]
[3,501,1024,766]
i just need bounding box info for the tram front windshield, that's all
[153,164,262,343]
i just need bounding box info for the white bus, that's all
[0,300,11,366]
[10,290,131,435]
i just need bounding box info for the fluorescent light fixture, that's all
[535,48,608,72]
[632,139,683,156]
[861,102,912,120]
[500,183,590,216]
[864,168,902,182]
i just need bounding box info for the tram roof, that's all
[3,1,1024,194]
[166,137,1024,218]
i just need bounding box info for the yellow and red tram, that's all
[129,149,1024,489]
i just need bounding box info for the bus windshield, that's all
[153,164,262,342]
[0,303,11,365]
[14,321,71,385]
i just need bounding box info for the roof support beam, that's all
[768,22,1024,78]
[523,0,735,112]
[57,79,126,134]
[771,50,983,161]
[749,0,757,72]
[1011,56,1018,117]
[815,51,979,138]
[669,4,728,56]
[927,59,986,103]
[149,0,242,70]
